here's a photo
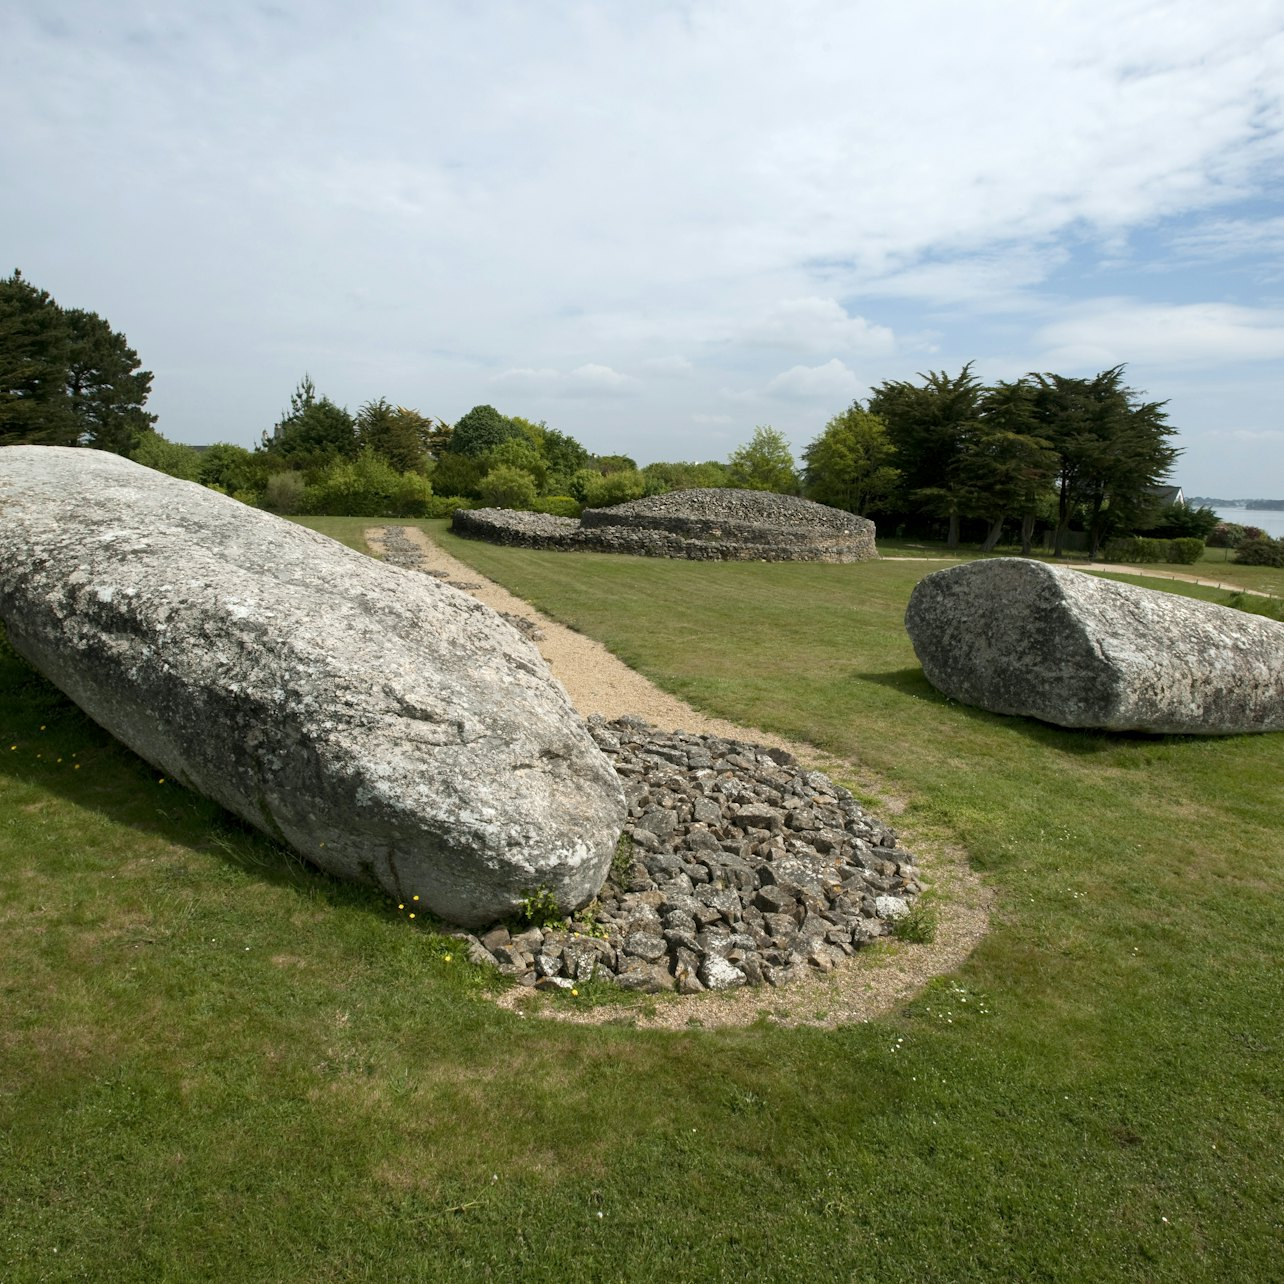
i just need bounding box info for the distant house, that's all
[1147,484,1185,508]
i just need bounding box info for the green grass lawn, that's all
[2,519,1281,1282]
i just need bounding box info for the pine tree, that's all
[0,270,154,451]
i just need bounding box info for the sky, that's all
[4,0,1284,497]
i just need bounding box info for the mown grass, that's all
[1,520,1281,1282]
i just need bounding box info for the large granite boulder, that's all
[0,446,626,925]
[904,557,1284,734]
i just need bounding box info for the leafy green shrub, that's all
[197,442,265,494]
[1105,536,1167,564]
[515,886,566,929]
[262,469,308,514]
[579,468,648,508]
[533,495,581,518]
[486,437,548,491]
[306,449,432,517]
[1142,503,1220,540]
[131,430,202,481]
[891,901,938,944]
[424,494,477,518]
[388,470,435,517]
[1167,537,1205,565]
[1234,536,1284,568]
[478,465,538,510]
[430,451,487,498]
[1207,521,1246,548]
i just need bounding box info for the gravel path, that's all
[366,525,992,1030]
[886,554,1271,597]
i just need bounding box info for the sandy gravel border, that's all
[367,526,992,1030]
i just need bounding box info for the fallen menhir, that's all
[0,447,625,927]
[905,557,1284,734]
[450,717,924,994]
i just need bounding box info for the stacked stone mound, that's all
[905,557,1284,734]
[0,448,625,928]
[451,488,878,562]
[450,717,923,994]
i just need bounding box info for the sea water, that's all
[1214,507,1284,539]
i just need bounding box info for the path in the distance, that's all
[365,525,992,1031]
[884,554,1271,597]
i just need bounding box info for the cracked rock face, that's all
[905,557,1284,734]
[0,447,626,925]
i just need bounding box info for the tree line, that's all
[3,269,1249,560]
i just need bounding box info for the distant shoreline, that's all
[1188,496,1284,510]
[1201,504,1284,539]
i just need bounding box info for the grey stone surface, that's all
[452,716,922,992]
[451,488,878,563]
[905,557,1284,734]
[0,447,626,925]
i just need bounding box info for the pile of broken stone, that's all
[451,487,878,563]
[450,716,923,994]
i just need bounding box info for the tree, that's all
[580,468,647,507]
[478,464,538,510]
[0,269,155,451]
[587,453,639,475]
[956,380,1058,554]
[641,460,730,493]
[1028,367,1180,558]
[540,425,591,483]
[802,405,900,516]
[430,451,488,498]
[356,398,429,473]
[450,404,521,457]
[726,426,798,493]
[868,365,983,546]
[0,271,75,444]
[62,306,157,453]
[197,442,268,497]
[131,430,201,480]
[263,375,357,465]
[487,436,548,492]
[1141,503,1220,540]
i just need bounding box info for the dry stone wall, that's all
[451,488,878,562]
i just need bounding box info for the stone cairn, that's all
[370,524,922,993]
[450,488,878,563]
[454,717,923,993]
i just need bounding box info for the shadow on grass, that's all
[0,649,387,917]
[853,665,1230,755]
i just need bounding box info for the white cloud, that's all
[740,297,896,355]
[1037,301,1284,368]
[763,359,862,401]
[1227,428,1284,442]
[4,1,1284,491]
[691,412,733,425]
[491,363,637,397]
[1166,216,1284,269]
[641,355,693,375]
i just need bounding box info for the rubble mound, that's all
[451,488,877,562]
[451,717,923,994]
